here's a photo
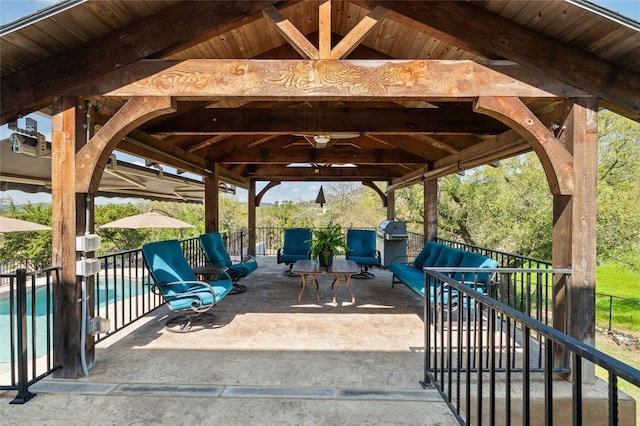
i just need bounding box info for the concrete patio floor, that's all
[0,256,458,425]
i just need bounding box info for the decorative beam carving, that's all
[75,97,176,194]
[473,96,574,195]
[81,59,589,99]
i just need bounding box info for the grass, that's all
[596,261,640,298]
[595,332,640,425]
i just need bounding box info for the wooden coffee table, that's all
[291,259,323,303]
[327,259,360,304]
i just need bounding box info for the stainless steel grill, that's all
[376,220,408,267]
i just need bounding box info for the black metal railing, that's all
[423,267,640,425]
[0,267,61,404]
[94,249,164,343]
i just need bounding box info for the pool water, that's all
[0,278,146,363]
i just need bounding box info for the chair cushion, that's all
[199,232,232,267]
[414,241,442,268]
[142,240,197,293]
[420,241,444,268]
[433,246,465,267]
[454,252,499,284]
[283,228,312,256]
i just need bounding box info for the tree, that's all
[0,201,52,270]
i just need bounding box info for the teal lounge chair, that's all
[345,229,381,279]
[199,232,257,293]
[277,228,312,276]
[142,239,233,332]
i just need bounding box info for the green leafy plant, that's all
[307,222,349,266]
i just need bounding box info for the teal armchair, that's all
[142,239,233,332]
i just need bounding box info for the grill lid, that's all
[377,220,407,235]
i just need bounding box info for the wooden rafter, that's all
[331,6,388,59]
[262,5,319,59]
[0,1,281,123]
[388,128,531,192]
[354,0,640,118]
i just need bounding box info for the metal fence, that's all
[423,267,640,425]
[596,293,640,344]
[0,267,60,404]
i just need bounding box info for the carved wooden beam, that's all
[75,97,176,194]
[79,59,589,100]
[474,96,574,195]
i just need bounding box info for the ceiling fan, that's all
[295,133,360,149]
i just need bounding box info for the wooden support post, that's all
[552,98,598,381]
[424,179,438,241]
[204,163,219,232]
[248,180,257,256]
[386,189,395,220]
[51,96,87,378]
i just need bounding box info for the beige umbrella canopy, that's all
[99,212,195,229]
[0,216,52,233]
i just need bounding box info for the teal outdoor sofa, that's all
[389,241,499,308]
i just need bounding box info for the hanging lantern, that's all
[315,185,326,207]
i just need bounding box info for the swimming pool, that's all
[0,278,146,363]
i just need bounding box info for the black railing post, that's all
[608,296,613,331]
[10,268,36,404]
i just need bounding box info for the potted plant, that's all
[308,222,349,267]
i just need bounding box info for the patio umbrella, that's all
[0,216,52,233]
[99,212,195,229]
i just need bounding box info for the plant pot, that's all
[319,248,333,267]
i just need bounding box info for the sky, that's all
[1,0,639,206]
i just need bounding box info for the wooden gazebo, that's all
[1,0,639,378]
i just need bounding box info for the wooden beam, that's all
[217,146,425,165]
[0,1,281,124]
[186,135,228,153]
[80,59,590,100]
[387,128,531,192]
[146,107,507,135]
[354,1,640,118]
[256,180,281,206]
[319,0,332,59]
[474,96,574,195]
[331,6,388,59]
[362,181,387,207]
[119,130,212,176]
[51,96,85,378]
[250,164,401,180]
[75,97,177,194]
[262,5,319,59]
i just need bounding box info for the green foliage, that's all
[0,202,52,270]
[596,111,640,268]
[307,222,349,263]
